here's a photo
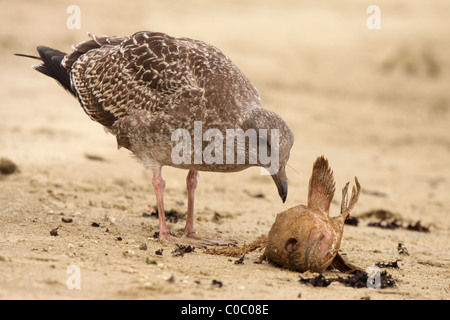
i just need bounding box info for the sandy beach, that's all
[0,0,449,300]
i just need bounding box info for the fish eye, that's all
[285,238,298,253]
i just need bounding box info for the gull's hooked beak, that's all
[271,166,288,203]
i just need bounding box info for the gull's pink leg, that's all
[152,168,170,239]
[183,170,236,246]
[184,170,198,237]
[150,168,235,247]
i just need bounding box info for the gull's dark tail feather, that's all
[15,46,75,96]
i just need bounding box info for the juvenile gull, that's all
[18,31,294,245]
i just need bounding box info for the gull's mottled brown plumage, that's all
[20,31,294,245]
[53,31,294,173]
